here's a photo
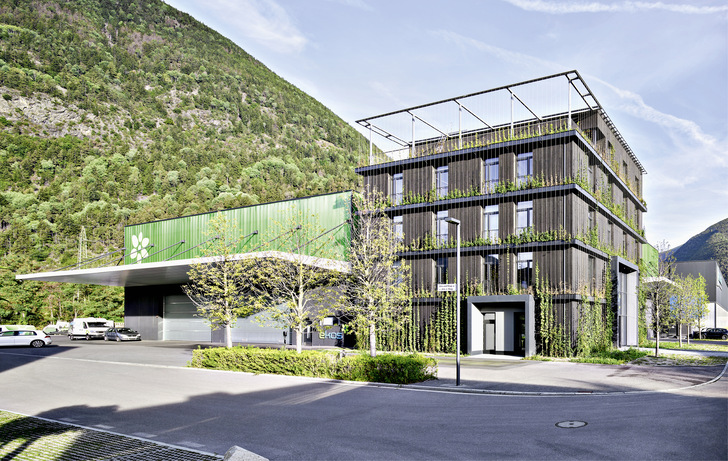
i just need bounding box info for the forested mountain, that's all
[0,0,367,325]
[670,218,728,277]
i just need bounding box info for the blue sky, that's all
[164,0,727,249]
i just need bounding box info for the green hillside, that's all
[671,218,728,277]
[0,0,367,325]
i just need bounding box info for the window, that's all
[588,207,596,232]
[436,166,448,198]
[436,210,448,244]
[588,162,594,191]
[391,173,403,205]
[484,254,499,294]
[517,201,533,234]
[436,257,448,285]
[483,205,499,242]
[393,215,403,242]
[588,256,595,292]
[484,158,499,192]
[517,252,533,290]
[622,161,628,180]
[607,223,613,247]
[393,259,403,286]
[516,152,533,186]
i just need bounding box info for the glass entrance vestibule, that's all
[466,295,536,357]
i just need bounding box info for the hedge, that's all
[188,346,437,384]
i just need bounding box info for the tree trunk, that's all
[678,320,683,347]
[369,322,376,357]
[655,315,660,357]
[296,323,303,353]
[687,323,691,345]
[225,323,232,348]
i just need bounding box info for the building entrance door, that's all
[514,312,525,355]
[483,312,496,354]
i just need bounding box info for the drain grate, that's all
[556,420,587,428]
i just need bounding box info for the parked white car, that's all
[0,330,52,348]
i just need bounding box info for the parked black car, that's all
[103,327,142,341]
[689,328,709,339]
[702,328,728,340]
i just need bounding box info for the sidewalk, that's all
[416,351,728,395]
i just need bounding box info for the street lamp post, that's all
[444,217,461,386]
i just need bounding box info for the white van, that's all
[68,318,114,340]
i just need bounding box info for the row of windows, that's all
[434,252,533,290]
[390,153,534,203]
[393,200,533,245]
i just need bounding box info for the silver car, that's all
[0,330,52,348]
[103,327,142,342]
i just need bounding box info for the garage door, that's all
[163,295,285,344]
[164,295,211,341]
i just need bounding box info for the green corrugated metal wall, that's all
[124,192,352,265]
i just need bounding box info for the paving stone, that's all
[0,411,221,460]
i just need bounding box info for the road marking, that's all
[177,441,206,448]
[132,432,158,438]
[93,424,114,430]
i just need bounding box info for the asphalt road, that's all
[0,337,726,460]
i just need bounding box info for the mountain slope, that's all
[670,218,728,277]
[0,0,366,324]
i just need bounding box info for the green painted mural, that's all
[124,191,353,265]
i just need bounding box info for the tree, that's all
[182,214,260,348]
[674,273,709,344]
[247,208,347,353]
[345,190,411,357]
[640,241,676,357]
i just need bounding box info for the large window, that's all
[517,252,533,290]
[484,205,499,242]
[516,152,533,186]
[588,207,596,232]
[588,256,596,293]
[517,201,533,234]
[393,215,403,242]
[391,173,403,205]
[484,254,499,294]
[588,162,595,192]
[436,210,448,244]
[436,166,448,198]
[484,158,499,192]
[436,257,448,285]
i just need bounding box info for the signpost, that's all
[437,283,457,292]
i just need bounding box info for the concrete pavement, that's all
[422,353,728,394]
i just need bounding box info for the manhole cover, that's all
[556,420,587,428]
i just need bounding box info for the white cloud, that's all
[205,0,307,54]
[324,0,372,10]
[502,0,728,14]
[590,76,727,168]
[431,30,564,71]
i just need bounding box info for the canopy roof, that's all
[16,251,349,287]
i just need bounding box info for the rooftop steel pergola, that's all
[357,70,645,173]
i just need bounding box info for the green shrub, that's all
[189,347,437,384]
[570,348,648,364]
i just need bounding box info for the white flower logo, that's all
[130,232,150,263]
